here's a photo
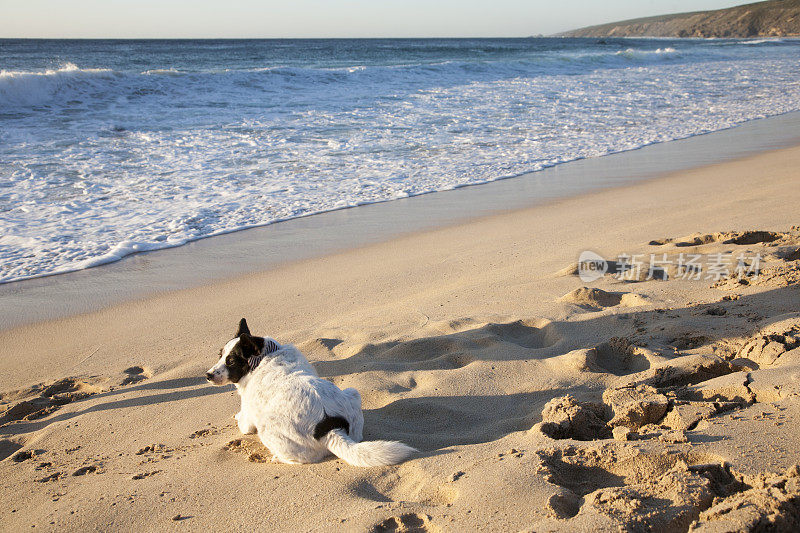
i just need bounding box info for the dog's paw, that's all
[271,455,302,465]
[234,412,257,434]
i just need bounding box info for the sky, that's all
[1,0,753,39]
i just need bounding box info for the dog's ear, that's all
[236,318,250,338]
[238,332,262,357]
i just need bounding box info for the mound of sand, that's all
[559,287,647,310]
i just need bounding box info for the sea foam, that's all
[1,38,800,283]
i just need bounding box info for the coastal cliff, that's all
[561,0,800,38]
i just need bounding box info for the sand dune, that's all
[1,146,800,531]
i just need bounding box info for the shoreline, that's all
[3,140,800,388]
[3,110,800,331]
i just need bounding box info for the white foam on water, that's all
[2,40,800,283]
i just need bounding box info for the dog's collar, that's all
[247,339,280,372]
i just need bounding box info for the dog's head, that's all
[206,318,265,386]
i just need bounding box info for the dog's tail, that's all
[322,430,416,467]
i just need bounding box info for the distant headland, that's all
[560,0,800,38]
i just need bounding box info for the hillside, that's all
[562,0,800,38]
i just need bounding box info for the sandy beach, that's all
[2,143,800,531]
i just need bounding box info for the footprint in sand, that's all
[132,470,162,480]
[537,324,799,444]
[371,513,438,533]
[11,449,44,463]
[0,399,61,424]
[189,427,220,439]
[121,366,152,386]
[72,465,98,476]
[136,444,167,455]
[134,443,180,464]
[650,230,786,247]
[224,437,270,463]
[36,472,62,483]
[590,338,652,375]
[535,447,743,528]
[548,337,652,377]
[775,247,800,261]
[0,377,104,425]
[667,334,709,351]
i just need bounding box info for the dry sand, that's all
[1,145,800,531]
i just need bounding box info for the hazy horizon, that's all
[2,1,753,39]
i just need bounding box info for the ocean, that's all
[1,37,800,283]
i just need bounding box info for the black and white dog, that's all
[206,318,415,467]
